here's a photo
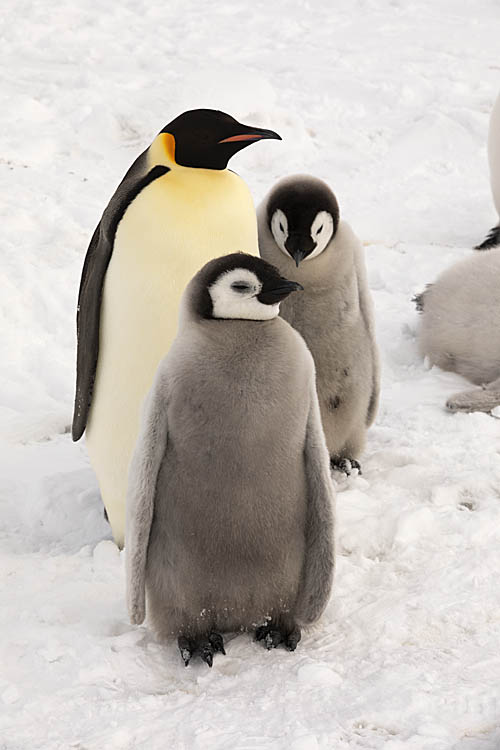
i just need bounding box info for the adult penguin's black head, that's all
[161,109,281,170]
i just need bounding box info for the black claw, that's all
[255,624,270,642]
[177,632,225,667]
[255,622,300,652]
[476,225,500,250]
[330,457,362,476]
[264,630,283,650]
[178,636,192,667]
[209,632,226,655]
[284,626,302,652]
[200,646,213,668]
[412,291,425,312]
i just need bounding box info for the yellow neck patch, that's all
[148,132,177,168]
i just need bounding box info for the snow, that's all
[2,0,500,747]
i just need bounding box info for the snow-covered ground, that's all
[2,0,500,747]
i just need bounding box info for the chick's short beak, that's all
[285,233,317,267]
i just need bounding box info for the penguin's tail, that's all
[475,224,500,250]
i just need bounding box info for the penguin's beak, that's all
[291,248,310,268]
[285,234,317,267]
[218,125,281,144]
[258,279,303,304]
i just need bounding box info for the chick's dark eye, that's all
[231,282,250,293]
[279,222,285,233]
[316,224,323,235]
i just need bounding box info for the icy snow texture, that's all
[2,0,500,748]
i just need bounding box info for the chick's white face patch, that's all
[270,209,291,259]
[271,208,334,262]
[209,268,280,321]
[308,211,334,260]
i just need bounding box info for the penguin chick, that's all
[477,91,500,250]
[416,248,500,413]
[126,254,335,667]
[72,108,281,547]
[257,175,380,474]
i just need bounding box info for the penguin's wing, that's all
[72,150,170,441]
[125,364,170,625]
[295,379,335,624]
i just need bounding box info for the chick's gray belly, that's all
[287,308,372,452]
[146,410,308,637]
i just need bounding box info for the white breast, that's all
[85,168,258,545]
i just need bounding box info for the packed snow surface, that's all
[2,0,500,747]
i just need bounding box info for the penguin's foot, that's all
[475,224,500,250]
[412,291,425,312]
[446,385,500,414]
[412,283,433,312]
[330,456,362,476]
[177,632,226,667]
[255,621,301,652]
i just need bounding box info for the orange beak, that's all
[218,134,268,143]
[218,126,281,145]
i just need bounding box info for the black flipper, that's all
[71,148,170,441]
[475,225,500,250]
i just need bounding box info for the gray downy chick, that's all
[258,175,380,475]
[416,248,500,413]
[126,253,335,667]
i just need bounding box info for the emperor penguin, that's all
[257,175,380,474]
[477,91,500,249]
[72,109,281,547]
[126,254,335,667]
[416,248,500,413]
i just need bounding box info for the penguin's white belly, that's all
[85,172,258,546]
[489,91,500,217]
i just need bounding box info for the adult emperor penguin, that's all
[416,249,500,413]
[477,91,500,249]
[72,109,281,547]
[126,254,335,667]
[258,175,380,474]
